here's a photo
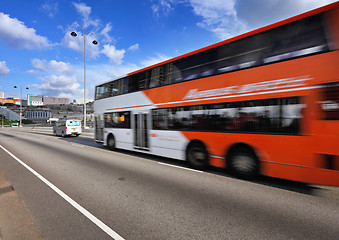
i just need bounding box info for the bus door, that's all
[95,114,104,142]
[134,113,149,150]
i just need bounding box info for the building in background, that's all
[2,91,69,106]
[43,96,69,105]
[0,98,20,105]
[24,107,52,121]
[27,94,43,106]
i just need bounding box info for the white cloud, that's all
[235,0,338,30]
[185,0,337,39]
[41,2,59,17]
[31,59,74,74]
[100,23,113,43]
[187,0,245,39]
[62,31,82,52]
[101,44,126,65]
[152,0,337,40]
[0,12,52,49]
[62,31,100,58]
[0,61,10,76]
[151,0,244,39]
[128,44,139,51]
[26,69,37,74]
[49,60,74,73]
[140,53,171,67]
[72,2,99,28]
[31,59,48,72]
[29,59,79,98]
[152,0,175,17]
[73,2,91,19]
[30,74,81,98]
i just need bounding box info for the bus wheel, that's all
[61,132,65,137]
[229,147,259,179]
[107,134,116,151]
[53,131,57,136]
[186,142,208,170]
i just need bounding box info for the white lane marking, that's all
[0,145,125,240]
[158,162,204,173]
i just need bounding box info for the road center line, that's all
[158,162,204,173]
[0,145,125,240]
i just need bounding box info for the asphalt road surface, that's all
[0,127,338,240]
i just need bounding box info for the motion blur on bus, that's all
[94,2,339,186]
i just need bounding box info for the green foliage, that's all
[0,115,17,125]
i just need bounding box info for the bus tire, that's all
[61,131,65,137]
[229,146,259,179]
[186,141,209,170]
[107,134,116,151]
[53,131,57,136]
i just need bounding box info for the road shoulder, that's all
[0,168,44,240]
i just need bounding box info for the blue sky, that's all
[0,0,337,102]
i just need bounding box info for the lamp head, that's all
[71,31,77,37]
[92,40,98,45]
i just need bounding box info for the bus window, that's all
[95,85,106,100]
[105,111,131,128]
[153,109,168,130]
[152,97,303,134]
[110,79,124,96]
[264,14,328,64]
[281,98,305,133]
[320,82,339,120]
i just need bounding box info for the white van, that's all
[53,120,82,137]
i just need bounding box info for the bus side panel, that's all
[261,161,339,186]
[181,132,311,165]
[104,128,134,150]
[143,52,339,109]
[181,131,339,186]
[149,130,188,161]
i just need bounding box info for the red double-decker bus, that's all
[94,2,339,186]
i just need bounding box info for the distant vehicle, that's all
[10,122,19,127]
[53,120,82,137]
[47,117,59,124]
[94,2,339,186]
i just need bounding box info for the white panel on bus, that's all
[149,130,188,160]
[94,92,154,114]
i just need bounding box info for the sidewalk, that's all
[0,168,44,240]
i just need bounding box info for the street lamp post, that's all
[14,86,29,127]
[1,109,3,128]
[71,27,98,129]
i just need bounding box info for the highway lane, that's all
[0,128,338,240]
